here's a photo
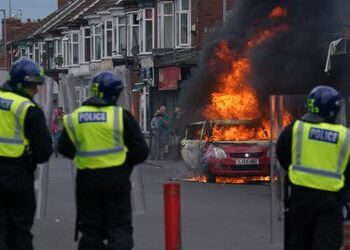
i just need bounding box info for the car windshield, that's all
[210,120,269,141]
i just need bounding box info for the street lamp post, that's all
[0,9,6,69]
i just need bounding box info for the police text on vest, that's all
[308,127,339,144]
[78,112,107,123]
[0,98,13,111]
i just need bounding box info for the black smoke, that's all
[180,0,342,121]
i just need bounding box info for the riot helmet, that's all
[90,71,124,103]
[7,58,45,93]
[306,85,343,121]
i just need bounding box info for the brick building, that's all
[0,17,40,68]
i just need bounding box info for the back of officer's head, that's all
[305,85,343,123]
[7,58,45,97]
[90,71,124,104]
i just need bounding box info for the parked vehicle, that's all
[180,120,270,183]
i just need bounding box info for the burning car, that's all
[180,119,270,183]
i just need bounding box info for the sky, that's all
[0,0,57,37]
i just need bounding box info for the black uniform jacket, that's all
[276,118,350,189]
[58,97,149,173]
[0,84,52,169]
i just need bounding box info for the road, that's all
[33,157,282,250]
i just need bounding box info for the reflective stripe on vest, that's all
[64,106,128,169]
[0,91,34,157]
[289,120,350,191]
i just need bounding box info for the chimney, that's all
[58,0,70,9]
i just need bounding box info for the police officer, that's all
[0,59,52,250]
[277,85,350,250]
[58,71,149,250]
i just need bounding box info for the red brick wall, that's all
[0,17,39,68]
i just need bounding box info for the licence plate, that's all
[235,159,259,165]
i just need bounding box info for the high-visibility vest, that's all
[0,90,34,158]
[289,120,350,192]
[63,105,128,169]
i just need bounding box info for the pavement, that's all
[32,157,283,250]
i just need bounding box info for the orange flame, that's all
[247,24,289,48]
[268,6,287,18]
[203,7,290,141]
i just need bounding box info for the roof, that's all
[83,0,118,16]
[48,0,102,31]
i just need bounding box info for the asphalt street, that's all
[32,157,282,250]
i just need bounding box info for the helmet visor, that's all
[24,75,46,85]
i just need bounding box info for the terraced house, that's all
[3,0,232,133]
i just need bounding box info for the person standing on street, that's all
[58,71,149,250]
[170,106,184,160]
[158,105,170,160]
[150,109,161,160]
[52,106,64,157]
[277,85,350,250]
[0,58,52,250]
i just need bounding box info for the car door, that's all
[180,123,205,169]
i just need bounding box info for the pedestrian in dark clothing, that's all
[170,106,184,160]
[276,85,350,250]
[150,110,161,160]
[158,105,170,160]
[0,59,52,250]
[58,71,149,250]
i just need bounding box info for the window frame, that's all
[114,16,126,56]
[82,27,91,62]
[158,2,175,48]
[175,0,191,47]
[126,12,140,56]
[139,8,155,54]
[92,24,102,61]
[103,19,114,58]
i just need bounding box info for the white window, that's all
[175,0,191,47]
[158,2,174,48]
[20,48,26,57]
[63,36,69,66]
[54,39,63,68]
[27,45,33,60]
[67,32,79,65]
[126,13,139,56]
[34,43,40,64]
[104,20,114,57]
[115,16,126,56]
[82,27,91,62]
[92,24,102,60]
[39,42,46,66]
[139,8,154,53]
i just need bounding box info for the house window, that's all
[104,20,113,57]
[54,39,63,68]
[115,16,126,56]
[72,33,79,64]
[83,27,91,62]
[158,2,174,48]
[63,36,69,66]
[175,0,191,47]
[39,42,46,67]
[67,32,80,65]
[140,8,154,53]
[20,48,26,57]
[92,25,102,60]
[34,43,40,64]
[126,13,139,56]
[27,45,33,60]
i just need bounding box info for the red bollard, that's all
[344,221,350,250]
[164,182,181,250]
